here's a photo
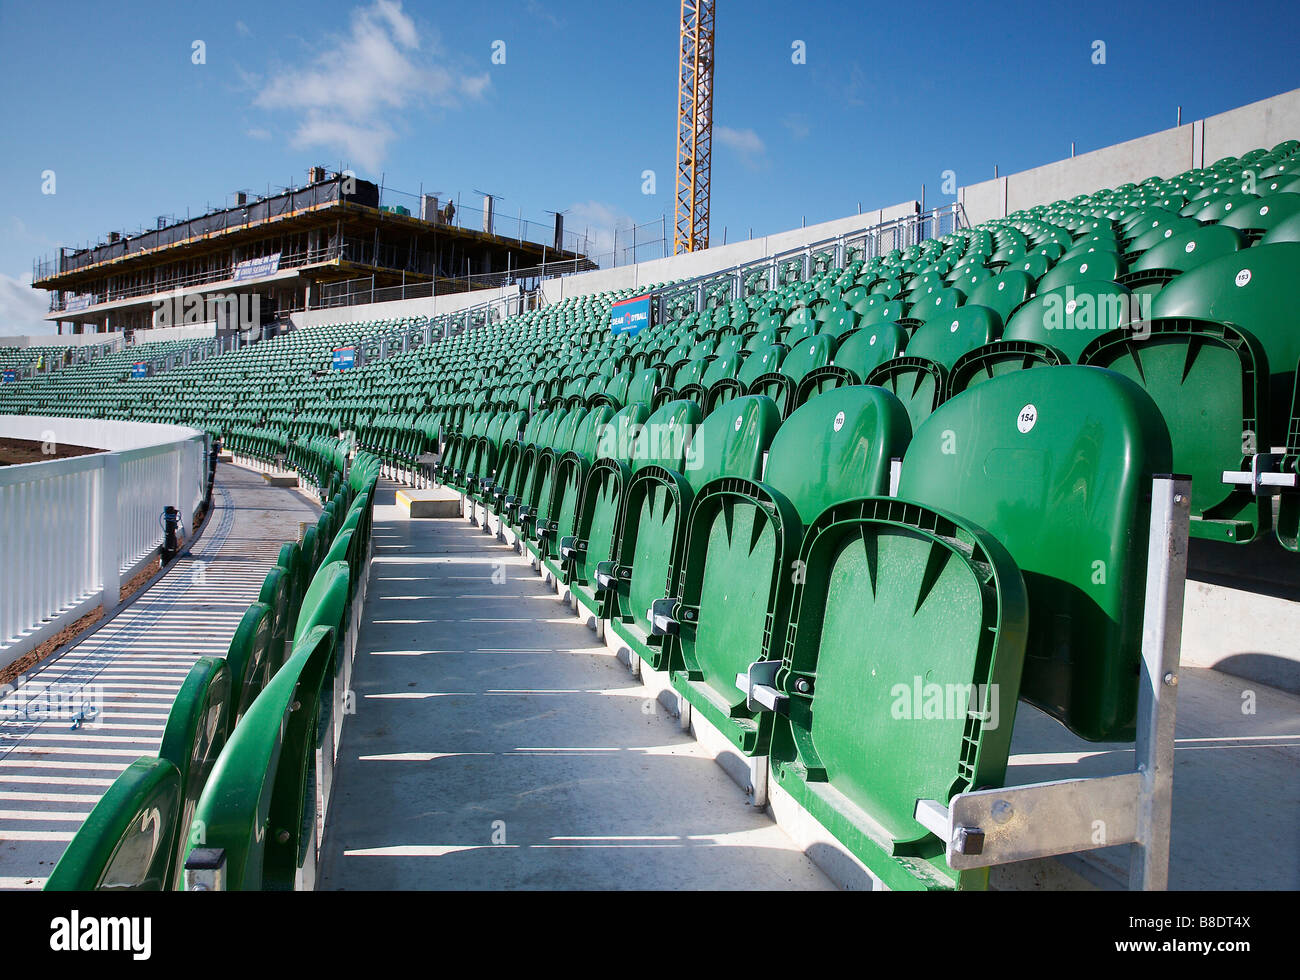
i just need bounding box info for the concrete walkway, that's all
[325,486,1300,892]
[998,668,1300,890]
[318,487,832,890]
[0,463,319,890]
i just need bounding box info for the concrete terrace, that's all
[5,471,1295,891]
[321,484,1300,892]
[318,487,832,890]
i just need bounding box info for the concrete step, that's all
[319,487,832,891]
[472,493,1300,891]
[395,486,460,519]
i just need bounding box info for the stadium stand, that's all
[5,139,1298,890]
[42,449,381,890]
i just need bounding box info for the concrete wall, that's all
[132,324,217,343]
[0,414,202,452]
[960,87,1300,225]
[1180,539,1300,693]
[1202,90,1300,162]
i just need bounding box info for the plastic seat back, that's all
[44,758,183,891]
[670,386,911,755]
[900,365,1173,739]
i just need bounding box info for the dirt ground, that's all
[0,437,104,466]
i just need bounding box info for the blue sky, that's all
[2,0,1298,334]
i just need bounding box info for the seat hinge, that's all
[734,659,788,714]
[649,597,679,636]
[559,535,586,561]
[1222,453,1298,496]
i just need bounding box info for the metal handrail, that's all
[653,203,967,321]
[46,244,347,313]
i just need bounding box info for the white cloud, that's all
[525,0,563,27]
[235,20,252,37]
[716,125,766,168]
[293,118,398,172]
[841,62,867,108]
[252,0,488,170]
[782,114,811,142]
[245,127,272,140]
[0,272,56,336]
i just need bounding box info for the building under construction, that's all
[32,169,590,336]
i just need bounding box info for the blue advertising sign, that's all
[130,363,148,379]
[2,369,16,383]
[610,294,651,335]
[332,347,357,370]
[64,294,94,312]
[232,252,282,283]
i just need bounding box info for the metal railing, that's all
[372,188,590,255]
[322,285,549,372]
[0,417,207,668]
[309,217,672,309]
[33,180,356,282]
[310,204,968,353]
[314,278,442,310]
[654,203,968,321]
[46,243,350,314]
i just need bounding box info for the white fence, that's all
[0,416,207,669]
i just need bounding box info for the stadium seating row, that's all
[43,450,381,890]
[9,140,1299,890]
[453,365,1175,889]
[426,142,1296,888]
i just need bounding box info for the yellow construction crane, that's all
[674,0,715,254]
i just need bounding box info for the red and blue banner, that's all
[610,294,651,335]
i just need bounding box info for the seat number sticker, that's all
[1018,404,1038,433]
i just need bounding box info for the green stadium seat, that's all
[747,334,835,417]
[667,386,911,758]
[226,603,274,728]
[866,306,999,432]
[1119,224,1244,294]
[44,758,183,891]
[1082,242,1300,544]
[607,395,780,670]
[769,366,1171,889]
[184,625,335,890]
[564,399,701,617]
[535,405,615,563]
[157,656,231,888]
[964,269,1033,327]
